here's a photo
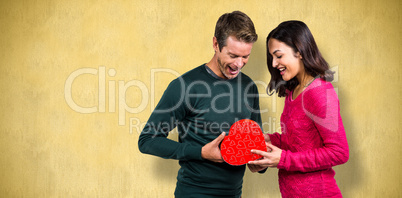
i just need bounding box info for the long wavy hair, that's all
[266,20,334,97]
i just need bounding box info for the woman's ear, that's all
[296,51,302,59]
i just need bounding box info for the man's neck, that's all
[204,64,225,80]
[206,56,225,79]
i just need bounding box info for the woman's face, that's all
[267,38,304,81]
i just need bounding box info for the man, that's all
[138,11,263,198]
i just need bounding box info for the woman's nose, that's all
[272,58,278,68]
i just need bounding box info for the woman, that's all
[248,21,349,197]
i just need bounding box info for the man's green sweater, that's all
[138,64,262,197]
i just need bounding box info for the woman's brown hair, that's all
[266,20,334,97]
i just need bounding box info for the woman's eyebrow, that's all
[272,50,280,55]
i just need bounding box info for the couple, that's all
[138,11,349,198]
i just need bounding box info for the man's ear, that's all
[213,37,219,52]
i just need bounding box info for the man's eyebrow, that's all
[228,52,250,57]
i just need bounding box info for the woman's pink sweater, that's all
[268,78,349,198]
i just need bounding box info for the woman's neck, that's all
[292,73,315,100]
[298,74,315,88]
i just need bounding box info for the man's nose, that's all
[234,57,244,68]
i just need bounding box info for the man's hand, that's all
[201,132,226,163]
[247,163,268,173]
[263,133,271,144]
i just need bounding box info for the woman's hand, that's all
[248,143,282,168]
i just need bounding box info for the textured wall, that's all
[0,0,401,197]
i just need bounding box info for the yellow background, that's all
[1,0,401,197]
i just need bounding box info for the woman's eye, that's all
[277,55,282,59]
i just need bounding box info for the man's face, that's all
[214,36,253,79]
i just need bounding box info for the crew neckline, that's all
[203,64,240,81]
[204,64,226,80]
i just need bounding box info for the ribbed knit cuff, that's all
[258,168,268,174]
[277,150,287,170]
[185,145,203,160]
[268,134,281,148]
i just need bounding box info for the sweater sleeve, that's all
[268,133,282,148]
[277,84,349,172]
[138,79,203,161]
